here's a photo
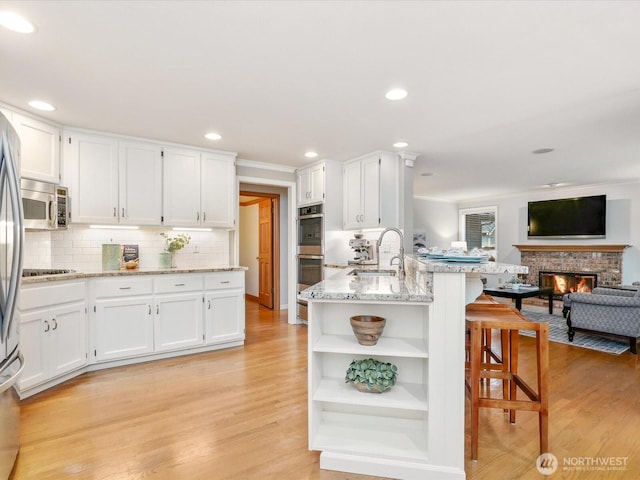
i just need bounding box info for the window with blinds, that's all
[459,206,497,259]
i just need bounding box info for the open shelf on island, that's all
[311,411,429,463]
[313,334,428,358]
[314,377,428,411]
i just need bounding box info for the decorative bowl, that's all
[350,315,386,346]
[352,382,391,394]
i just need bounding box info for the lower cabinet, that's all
[92,277,155,361]
[94,296,154,361]
[204,272,245,345]
[19,282,88,391]
[154,291,204,351]
[19,271,245,397]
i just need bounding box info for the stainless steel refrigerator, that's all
[0,112,25,479]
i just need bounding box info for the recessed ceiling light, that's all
[305,151,318,158]
[0,11,35,33]
[385,88,408,101]
[393,142,408,148]
[532,148,554,154]
[28,100,55,111]
[204,132,222,140]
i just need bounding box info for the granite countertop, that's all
[409,255,528,274]
[21,266,248,285]
[301,256,528,303]
[299,266,433,303]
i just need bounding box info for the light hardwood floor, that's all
[12,301,640,480]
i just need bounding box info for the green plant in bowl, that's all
[345,358,398,393]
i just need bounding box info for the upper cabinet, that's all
[63,131,162,225]
[163,147,236,228]
[297,162,325,206]
[10,111,61,183]
[119,141,163,225]
[343,151,400,230]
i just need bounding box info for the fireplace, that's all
[539,271,598,299]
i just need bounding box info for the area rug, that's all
[519,309,630,355]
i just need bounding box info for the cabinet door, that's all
[342,161,362,229]
[95,296,154,361]
[359,155,381,228]
[12,113,60,183]
[205,289,245,345]
[297,168,311,205]
[18,309,49,390]
[154,293,204,351]
[119,141,162,226]
[308,163,325,204]
[162,147,201,226]
[66,132,119,224]
[50,301,88,378]
[201,152,236,228]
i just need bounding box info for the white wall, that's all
[458,181,640,284]
[239,204,259,297]
[413,197,459,251]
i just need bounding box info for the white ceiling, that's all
[2,0,640,202]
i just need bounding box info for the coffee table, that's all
[482,286,555,314]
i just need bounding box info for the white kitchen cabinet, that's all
[163,147,237,228]
[201,152,236,228]
[64,131,119,224]
[92,277,155,362]
[343,151,400,230]
[153,275,204,352]
[19,282,88,391]
[204,272,245,345]
[297,162,325,206]
[64,131,162,225]
[11,112,61,183]
[118,140,163,225]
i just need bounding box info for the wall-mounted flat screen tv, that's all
[527,194,606,239]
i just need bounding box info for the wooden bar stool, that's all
[465,304,549,461]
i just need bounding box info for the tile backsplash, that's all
[25,226,231,272]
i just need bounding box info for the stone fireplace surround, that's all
[514,245,629,289]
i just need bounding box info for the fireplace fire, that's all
[539,271,598,299]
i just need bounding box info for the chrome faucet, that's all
[376,227,405,277]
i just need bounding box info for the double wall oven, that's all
[297,204,323,323]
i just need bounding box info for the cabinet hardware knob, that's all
[44,320,50,332]
[174,283,185,287]
[119,286,132,290]
[197,212,200,221]
[207,300,211,309]
[220,281,230,284]
[148,305,152,315]
[52,319,58,330]
[156,305,159,314]
[122,208,125,218]
[113,207,117,217]
[203,212,206,222]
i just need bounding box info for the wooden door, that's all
[258,199,274,308]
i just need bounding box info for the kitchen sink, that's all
[348,269,397,277]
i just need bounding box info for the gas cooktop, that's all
[22,268,76,277]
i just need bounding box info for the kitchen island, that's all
[300,256,527,480]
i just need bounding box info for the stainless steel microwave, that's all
[20,179,69,230]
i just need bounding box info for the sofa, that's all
[564,286,640,354]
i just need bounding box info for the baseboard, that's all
[245,294,259,302]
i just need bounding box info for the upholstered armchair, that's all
[565,287,640,354]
